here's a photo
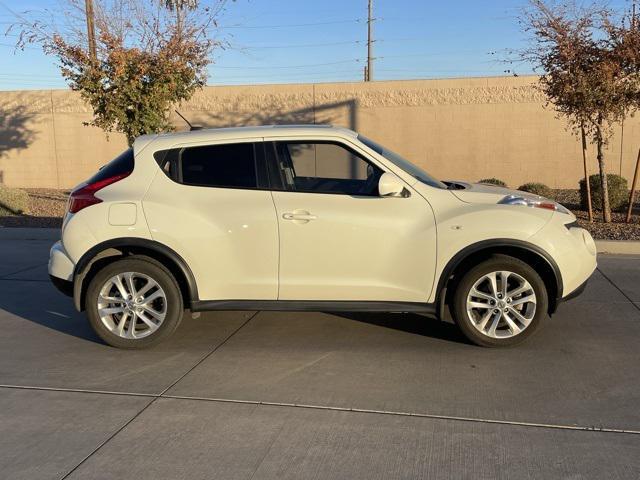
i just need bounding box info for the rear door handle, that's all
[282,211,317,221]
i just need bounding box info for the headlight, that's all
[498,195,572,215]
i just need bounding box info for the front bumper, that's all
[558,277,589,305]
[528,218,597,315]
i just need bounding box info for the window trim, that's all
[269,139,385,197]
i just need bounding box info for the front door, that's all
[268,139,437,303]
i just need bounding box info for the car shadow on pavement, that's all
[0,282,103,344]
[329,311,471,345]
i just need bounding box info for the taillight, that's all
[68,172,130,214]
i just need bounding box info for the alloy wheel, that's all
[97,272,167,339]
[465,270,536,339]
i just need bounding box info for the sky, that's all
[0,0,632,91]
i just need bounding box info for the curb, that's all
[596,240,640,255]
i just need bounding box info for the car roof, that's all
[136,124,358,152]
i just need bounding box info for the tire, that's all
[450,254,548,347]
[85,256,184,349]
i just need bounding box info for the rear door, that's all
[267,138,437,302]
[143,139,279,301]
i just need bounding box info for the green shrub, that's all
[579,174,628,212]
[0,186,29,215]
[518,182,552,198]
[478,178,507,188]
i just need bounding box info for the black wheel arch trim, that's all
[73,237,199,310]
[435,238,563,315]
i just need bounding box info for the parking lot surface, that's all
[1,229,639,479]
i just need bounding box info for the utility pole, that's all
[85,0,97,61]
[366,0,373,81]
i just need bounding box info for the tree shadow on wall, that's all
[0,103,37,183]
[181,98,358,132]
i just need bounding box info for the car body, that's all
[49,125,597,348]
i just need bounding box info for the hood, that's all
[444,181,547,205]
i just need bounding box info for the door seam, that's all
[269,190,281,300]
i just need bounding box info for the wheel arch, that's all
[436,239,563,317]
[72,237,198,311]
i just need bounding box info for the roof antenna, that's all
[174,110,203,131]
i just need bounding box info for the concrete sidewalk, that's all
[0,230,639,479]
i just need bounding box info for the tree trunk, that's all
[596,123,611,223]
[581,124,593,222]
[176,8,184,37]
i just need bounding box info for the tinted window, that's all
[87,148,134,184]
[182,143,256,188]
[277,142,382,196]
[156,143,258,189]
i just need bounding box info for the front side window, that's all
[154,142,260,189]
[275,141,383,196]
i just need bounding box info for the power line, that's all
[238,40,365,49]
[208,69,363,79]
[0,42,40,50]
[219,18,364,29]
[0,72,62,79]
[212,58,364,70]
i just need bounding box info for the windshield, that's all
[357,135,447,189]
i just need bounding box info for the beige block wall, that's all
[0,76,638,189]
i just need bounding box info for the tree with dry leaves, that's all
[517,0,640,223]
[10,0,233,145]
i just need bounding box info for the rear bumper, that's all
[49,274,73,297]
[48,241,74,281]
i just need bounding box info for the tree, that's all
[163,0,200,33]
[10,0,233,145]
[517,0,640,222]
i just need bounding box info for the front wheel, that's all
[450,255,548,347]
[85,257,184,349]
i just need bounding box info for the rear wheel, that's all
[86,257,184,349]
[451,255,548,347]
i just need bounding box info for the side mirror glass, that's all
[378,172,408,197]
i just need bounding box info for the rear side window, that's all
[154,143,260,189]
[87,148,134,184]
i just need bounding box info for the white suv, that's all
[48,125,596,349]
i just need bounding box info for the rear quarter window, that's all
[154,142,262,190]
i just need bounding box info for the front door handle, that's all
[282,211,317,222]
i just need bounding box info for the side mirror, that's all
[378,172,407,197]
